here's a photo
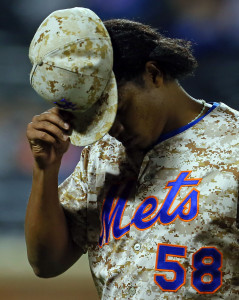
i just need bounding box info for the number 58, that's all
[154,244,222,294]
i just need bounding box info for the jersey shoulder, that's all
[81,134,126,175]
[212,102,239,126]
[202,102,239,137]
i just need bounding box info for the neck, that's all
[150,81,207,145]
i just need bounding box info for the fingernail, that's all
[63,134,69,141]
[64,123,69,129]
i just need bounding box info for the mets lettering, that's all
[99,171,202,247]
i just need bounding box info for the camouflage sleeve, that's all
[58,147,90,253]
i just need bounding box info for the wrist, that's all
[33,160,61,179]
[32,162,60,199]
[33,157,62,171]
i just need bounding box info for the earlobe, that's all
[145,61,163,87]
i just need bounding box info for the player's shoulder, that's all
[214,102,239,123]
[206,102,239,134]
[85,133,124,157]
[81,134,126,172]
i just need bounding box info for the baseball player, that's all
[25,7,239,299]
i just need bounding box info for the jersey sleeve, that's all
[59,134,126,253]
[58,147,90,253]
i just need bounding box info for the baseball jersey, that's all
[59,102,239,299]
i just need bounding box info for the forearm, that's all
[25,163,81,277]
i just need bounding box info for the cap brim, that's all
[69,72,118,146]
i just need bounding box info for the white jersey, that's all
[59,102,239,299]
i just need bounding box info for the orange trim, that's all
[202,256,214,265]
[99,196,130,247]
[112,198,131,240]
[154,243,187,292]
[201,273,213,284]
[131,196,159,231]
[99,197,106,238]
[158,188,200,225]
[191,246,223,294]
[158,171,202,225]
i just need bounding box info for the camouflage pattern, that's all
[29,7,117,146]
[60,102,239,299]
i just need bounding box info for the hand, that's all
[26,107,73,169]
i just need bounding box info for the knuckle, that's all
[32,115,39,122]
[57,130,65,140]
[49,107,58,112]
[48,107,60,117]
[26,128,31,138]
[39,131,48,140]
[45,112,62,125]
[27,122,33,130]
[48,123,62,137]
[40,121,48,130]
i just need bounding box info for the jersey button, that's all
[129,287,136,296]
[134,243,141,251]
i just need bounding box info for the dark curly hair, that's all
[103,19,198,83]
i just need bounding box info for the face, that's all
[109,80,160,151]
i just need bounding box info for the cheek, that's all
[127,112,150,137]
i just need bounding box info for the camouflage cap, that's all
[29,7,118,146]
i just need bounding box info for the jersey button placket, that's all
[128,287,136,296]
[134,243,141,251]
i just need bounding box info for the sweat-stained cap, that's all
[29,7,117,146]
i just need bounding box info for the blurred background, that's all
[0,0,239,299]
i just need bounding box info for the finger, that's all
[30,120,69,142]
[27,130,57,146]
[48,107,75,127]
[28,139,50,155]
[33,111,70,131]
[51,107,76,131]
[27,121,60,145]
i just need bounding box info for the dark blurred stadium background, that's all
[0,0,238,299]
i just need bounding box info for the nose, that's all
[109,119,124,138]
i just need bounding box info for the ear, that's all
[144,61,163,87]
